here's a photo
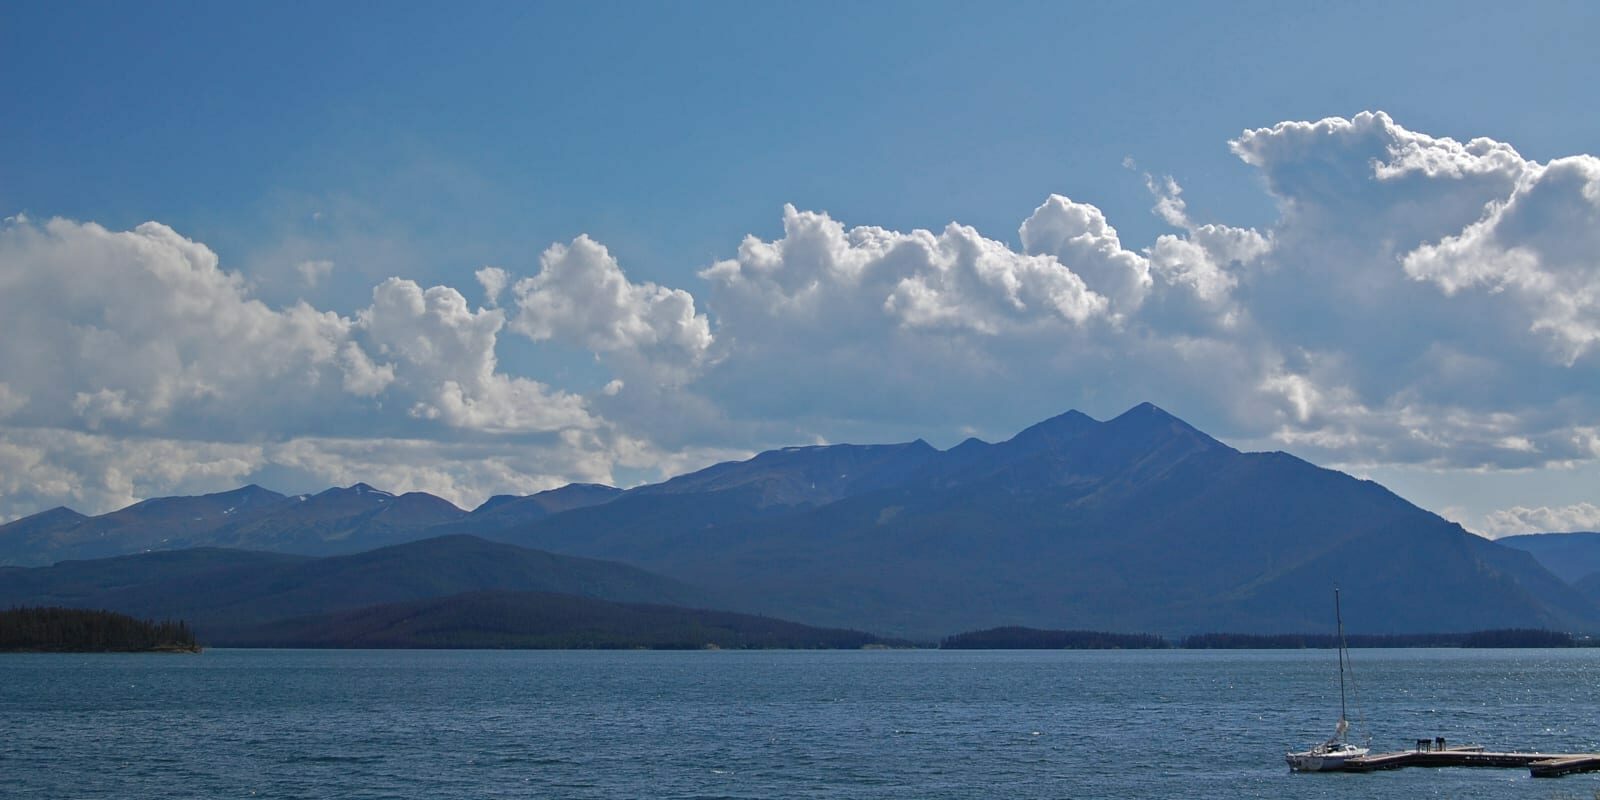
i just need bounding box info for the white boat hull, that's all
[1286,746,1369,772]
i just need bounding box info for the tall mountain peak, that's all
[1103,402,1226,449]
[0,505,88,534]
[1107,401,1180,426]
[209,484,288,504]
[318,483,394,499]
[1004,409,1098,449]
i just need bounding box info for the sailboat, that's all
[1286,588,1370,772]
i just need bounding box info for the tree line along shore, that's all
[0,607,200,653]
[1,608,1588,652]
[939,626,1584,649]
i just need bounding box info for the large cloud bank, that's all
[1482,503,1600,538]
[1,112,1596,533]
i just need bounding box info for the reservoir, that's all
[4,648,1598,798]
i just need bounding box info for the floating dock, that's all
[1337,743,1600,778]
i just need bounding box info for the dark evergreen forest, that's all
[0,607,199,652]
[940,626,1169,649]
[1180,629,1575,649]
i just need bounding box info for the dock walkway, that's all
[1340,745,1600,778]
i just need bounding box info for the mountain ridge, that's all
[0,483,470,565]
[2,403,1593,640]
[491,404,1597,637]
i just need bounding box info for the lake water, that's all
[4,648,1599,798]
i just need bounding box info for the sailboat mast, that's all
[1335,587,1348,730]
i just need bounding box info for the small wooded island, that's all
[941,627,1170,649]
[0,607,200,653]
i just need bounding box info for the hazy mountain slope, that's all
[629,440,939,508]
[216,590,893,649]
[0,507,89,566]
[0,483,468,564]
[493,484,811,568]
[0,548,311,609]
[1577,573,1600,605]
[0,506,87,540]
[455,484,623,535]
[474,483,622,515]
[196,485,467,555]
[0,485,290,566]
[1498,532,1600,584]
[0,535,713,638]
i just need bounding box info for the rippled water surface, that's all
[5,648,1600,798]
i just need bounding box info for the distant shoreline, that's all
[939,626,1585,650]
[10,643,1591,654]
[0,644,202,654]
[2,606,1589,653]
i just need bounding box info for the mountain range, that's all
[490,403,1597,637]
[0,482,466,565]
[4,403,1597,639]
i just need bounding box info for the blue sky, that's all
[2,1,1598,535]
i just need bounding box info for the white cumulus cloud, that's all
[0,217,368,435]
[1209,112,1600,470]
[475,266,509,307]
[358,277,594,433]
[0,216,631,519]
[1481,503,1600,538]
[1018,194,1150,315]
[1142,175,1269,311]
[708,204,1111,338]
[510,235,713,384]
[0,426,263,520]
[4,111,1600,526]
[1403,155,1600,363]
